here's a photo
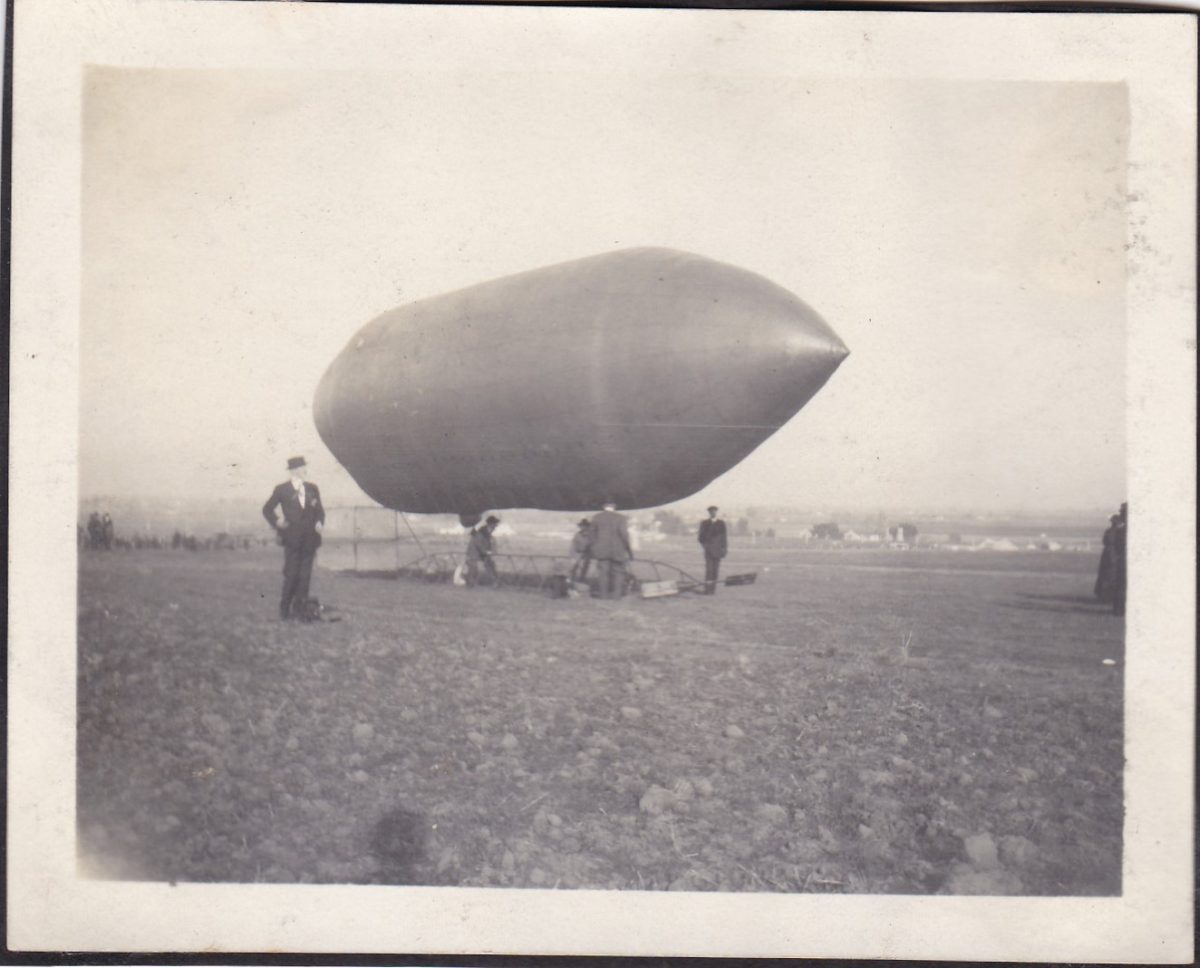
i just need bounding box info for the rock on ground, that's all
[756,803,788,825]
[962,832,999,869]
[998,835,1038,868]
[639,785,675,815]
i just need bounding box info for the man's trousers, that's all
[281,543,317,617]
[704,553,722,595]
[596,559,627,599]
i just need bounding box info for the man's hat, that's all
[707,505,719,513]
[287,456,307,470]
[486,515,501,525]
[578,518,590,527]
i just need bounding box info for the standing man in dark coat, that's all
[1111,502,1128,617]
[1094,513,1120,603]
[588,501,632,599]
[698,505,728,595]
[262,456,325,620]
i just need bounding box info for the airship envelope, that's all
[314,247,848,516]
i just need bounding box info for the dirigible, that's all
[314,248,847,524]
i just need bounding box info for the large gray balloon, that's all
[314,248,848,516]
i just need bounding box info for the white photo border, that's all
[7,1,1195,960]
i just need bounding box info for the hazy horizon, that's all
[77,489,1123,522]
[81,68,1129,514]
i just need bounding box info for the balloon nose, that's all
[784,327,850,363]
[737,299,847,428]
[771,288,849,360]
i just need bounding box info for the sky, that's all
[81,67,1129,513]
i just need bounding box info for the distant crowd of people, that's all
[79,509,264,554]
[165,531,260,551]
[1094,502,1128,617]
[80,512,115,551]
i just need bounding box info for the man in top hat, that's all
[466,514,502,587]
[262,456,325,620]
[698,505,728,595]
[588,501,632,599]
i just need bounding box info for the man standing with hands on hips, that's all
[698,505,727,595]
[262,456,325,620]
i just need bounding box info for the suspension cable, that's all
[397,510,427,558]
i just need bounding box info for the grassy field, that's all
[77,542,1123,894]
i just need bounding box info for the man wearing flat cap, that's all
[698,505,727,595]
[262,456,325,620]
[570,518,593,583]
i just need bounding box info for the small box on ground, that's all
[724,573,757,586]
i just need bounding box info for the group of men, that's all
[262,455,733,616]
[1094,501,1128,617]
[459,502,639,598]
[570,501,637,599]
[565,501,729,598]
[82,511,115,551]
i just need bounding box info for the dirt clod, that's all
[998,835,1038,868]
[757,804,788,825]
[639,785,675,815]
[962,833,999,869]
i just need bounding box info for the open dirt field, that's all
[77,542,1123,894]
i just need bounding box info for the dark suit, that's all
[698,517,727,594]
[262,480,325,618]
[1111,518,1127,617]
[588,509,632,599]
[1094,524,1117,603]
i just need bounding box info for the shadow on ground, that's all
[370,805,430,883]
